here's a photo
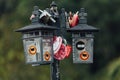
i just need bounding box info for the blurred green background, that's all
[0,0,120,80]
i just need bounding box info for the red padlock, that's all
[53,37,72,60]
[71,13,79,27]
[54,44,66,60]
[68,12,79,28]
[65,45,72,58]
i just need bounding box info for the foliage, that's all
[0,0,120,80]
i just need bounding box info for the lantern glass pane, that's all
[23,38,42,64]
[73,38,93,63]
[42,37,53,62]
[23,33,28,38]
[80,32,85,37]
[35,31,39,36]
[41,31,53,37]
[28,32,34,37]
[73,33,79,37]
[86,32,93,37]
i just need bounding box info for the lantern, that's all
[67,8,99,63]
[16,6,58,65]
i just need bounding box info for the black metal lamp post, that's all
[67,8,99,63]
[15,1,99,80]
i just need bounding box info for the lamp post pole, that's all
[51,59,60,80]
[49,2,64,80]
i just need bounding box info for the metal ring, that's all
[28,45,37,55]
[79,51,89,60]
[44,51,50,61]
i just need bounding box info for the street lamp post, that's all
[15,1,99,80]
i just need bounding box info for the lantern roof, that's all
[67,24,99,32]
[15,23,58,32]
[67,8,99,32]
